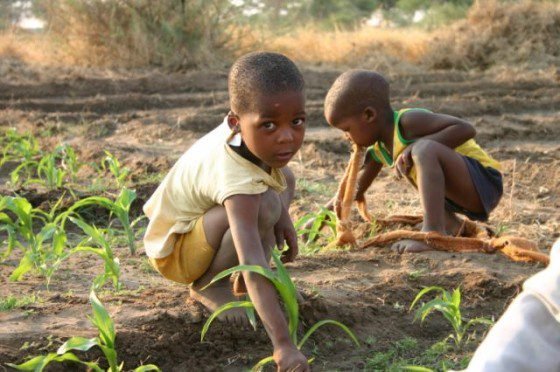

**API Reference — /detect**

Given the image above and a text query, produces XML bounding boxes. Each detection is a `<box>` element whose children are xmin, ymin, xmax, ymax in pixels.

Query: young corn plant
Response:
<box><xmin>0</xmin><ymin>197</ymin><xmax>17</xmax><ymax>261</ymax></box>
<box><xmin>67</xmin><ymin>188</ymin><xmax>138</xmax><ymax>254</ymax></box>
<box><xmin>36</xmin><ymin>152</ymin><xmax>67</xmax><ymax>189</ymax></box>
<box><xmin>1</xmin><ymin>129</ymin><xmax>41</xmax><ymax>166</ymax></box>
<box><xmin>410</xmin><ymin>286</ymin><xmax>494</xmax><ymax>348</ymax></box>
<box><xmin>3</xmin><ymin>196</ymin><xmax>69</xmax><ymax>288</ymax></box>
<box><xmin>69</xmin><ymin>217</ymin><xmax>122</xmax><ymax>291</ymax></box>
<box><xmin>7</xmin><ymin>289</ymin><xmax>160</xmax><ymax>372</ymax></box>
<box><xmin>201</xmin><ymin>250</ymin><xmax>360</xmax><ymax>370</ymax></box>
<box><xmin>295</xmin><ymin>207</ymin><xmax>337</xmax><ymax>244</ymax></box>
<box><xmin>55</xmin><ymin>144</ymin><xmax>82</xmax><ymax>183</ymax></box>
<box><xmin>10</xmin><ymin>158</ymin><xmax>40</xmax><ymax>187</ymax></box>
<box><xmin>100</xmin><ymin>151</ymin><xmax>130</xmax><ymax>189</ymax></box>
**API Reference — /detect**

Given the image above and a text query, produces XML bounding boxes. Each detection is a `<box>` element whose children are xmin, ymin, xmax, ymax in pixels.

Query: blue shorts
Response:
<box><xmin>445</xmin><ymin>156</ymin><xmax>503</xmax><ymax>222</ymax></box>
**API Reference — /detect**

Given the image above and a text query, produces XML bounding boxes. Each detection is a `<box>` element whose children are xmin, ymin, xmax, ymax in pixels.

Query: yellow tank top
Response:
<box><xmin>367</xmin><ymin>108</ymin><xmax>501</xmax><ymax>184</ymax></box>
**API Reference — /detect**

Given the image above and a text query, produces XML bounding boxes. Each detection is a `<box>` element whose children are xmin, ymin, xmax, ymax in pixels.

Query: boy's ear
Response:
<box><xmin>363</xmin><ymin>107</ymin><xmax>378</xmax><ymax>123</ymax></box>
<box><xmin>227</xmin><ymin>111</ymin><xmax>239</xmax><ymax>130</ymax></box>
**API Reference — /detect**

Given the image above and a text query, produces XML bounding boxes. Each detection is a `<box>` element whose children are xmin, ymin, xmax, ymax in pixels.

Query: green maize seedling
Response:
<box><xmin>67</xmin><ymin>188</ymin><xmax>137</xmax><ymax>254</ymax></box>
<box><xmin>0</xmin><ymin>197</ymin><xmax>17</xmax><ymax>261</ymax></box>
<box><xmin>2</xmin><ymin>196</ymin><xmax>69</xmax><ymax>287</ymax></box>
<box><xmin>36</xmin><ymin>152</ymin><xmax>67</xmax><ymax>189</ymax></box>
<box><xmin>69</xmin><ymin>217</ymin><xmax>122</xmax><ymax>291</ymax></box>
<box><xmin>55</xmin><ymin>144</ymin><xmax>82</xmax><ymax>183</ymax></box>
<box><xmin>295</xmin><ymin>207</ymin><xmax>337</xmax><ymax>244</ymax></box>
<box><xmin>410</xmin><ymin>286</ymin><xmax>493</xmax><ymax>347</ymax></box>
<box><xmin>9</xmin><ymin>159</ymin><xmax>39</xmax><ymax>187</ymax></box>
<box><xmin>201</xmin><ymin>250</ymin><xmax>360</xmax><ymax>370</ymax></box>
<box><xmin>100</xmin><ymin>151</ymin><xmax>130</xmax><ymax>189</ymax></box>
<box><xmin>1</xmin><ymin>129</ymin><xmax>41</xmax><ymax>167</ymax></box>
<box><xmin>6</xmin><ymin>289</ymin><xmax>161</xmax><ymax>372</ymax></box>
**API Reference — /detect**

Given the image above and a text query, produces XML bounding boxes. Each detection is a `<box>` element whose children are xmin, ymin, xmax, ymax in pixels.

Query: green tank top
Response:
<box><xmin>366</xmin><ymin>108</ymin><xmax>501</xmax><ymax>184</ymax></box>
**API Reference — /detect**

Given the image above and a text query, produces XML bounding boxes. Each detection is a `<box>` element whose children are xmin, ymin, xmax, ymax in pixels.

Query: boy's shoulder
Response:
<box><xmin>397</xmin><ymin>108</ymin><xmax>433</xmax><ymax>122</ymax></box>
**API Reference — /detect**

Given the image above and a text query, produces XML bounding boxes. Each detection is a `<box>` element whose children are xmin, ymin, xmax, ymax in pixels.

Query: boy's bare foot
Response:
<box><xmin>391</xmin><ymin>239</ymin><xmax>433</xmax><ymax>254</ymax></box>
<box><xmin>190</xmin><ymin>282</ymin><xmax>249</xmax><ymax>327</ymax></box>
<box><xmin>445</xmin><ymin>211</ymin><xmax>464</xmax><ymax>236</ymax></box>
<box><xmin>414</xmin><ymin>211</ymin><xmax>464</xmax><ymax>236</ymax></box>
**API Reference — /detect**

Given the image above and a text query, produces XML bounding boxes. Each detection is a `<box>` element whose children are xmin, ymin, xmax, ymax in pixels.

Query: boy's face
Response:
<box><xmin>326</xmin><ymin>109</ymin><xmax>378</xmax><ymax>147</ymax></box>
<box><xmin>230</xmin><ymin>90</ymin><xmax>306</xmax><ymax>170</ymax></box>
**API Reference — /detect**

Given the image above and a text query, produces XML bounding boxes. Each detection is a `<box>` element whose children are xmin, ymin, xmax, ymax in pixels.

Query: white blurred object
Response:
<box><xmin>18</xmin><ymin>16</ymin><xmax>45</xmax><ymax>30</ymax></box>
<box><xmin>465</xmin><ymin>239</ymin><xmax>560</xmax><ymax>372</ymax></box>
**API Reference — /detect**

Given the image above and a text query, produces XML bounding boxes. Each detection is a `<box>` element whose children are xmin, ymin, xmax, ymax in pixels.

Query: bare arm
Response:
<box><xmin>224</xmin><ymin>194</ymin><xmax>306</xmax><ymax>369</ymax></box>
<box><xmin>356</xmin><ymin>153</ymin><xmax>383</xmax><ymax>201</ymax></box>
<box><xmin>400</xmin><ymin>111</ymin><xmax>476</xmax><ymax>149</ymax></box>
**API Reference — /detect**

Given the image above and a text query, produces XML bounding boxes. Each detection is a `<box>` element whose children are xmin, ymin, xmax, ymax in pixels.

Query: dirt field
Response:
<box><xmin>1</xmin><ymin>60</ymin><xmax>559</xmax><ymax>371</ymax></box>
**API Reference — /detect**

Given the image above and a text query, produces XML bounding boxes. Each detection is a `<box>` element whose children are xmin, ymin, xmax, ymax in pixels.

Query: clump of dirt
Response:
<box><xmin>424</xmin><ymin>0</ymin><xmax>560</xmax><ymax>70</ymax></box>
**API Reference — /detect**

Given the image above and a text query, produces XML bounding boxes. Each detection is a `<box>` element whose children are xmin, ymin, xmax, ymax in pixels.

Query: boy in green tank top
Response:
<box><xmin>324</xmin><ymin>70</ymin><xmax>503</xmax><ymax>253</ymax></box>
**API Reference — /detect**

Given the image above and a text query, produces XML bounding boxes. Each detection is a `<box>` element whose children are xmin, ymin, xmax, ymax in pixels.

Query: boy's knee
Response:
<box><xmin>411</xmin><ymin>139</ymin><xmax>439</xmax><ymax>164</ymax></box>
<box><xmin>258</xmin><ymin>190</ymin><xmax>282</xmax><ymax>232</ymax></box>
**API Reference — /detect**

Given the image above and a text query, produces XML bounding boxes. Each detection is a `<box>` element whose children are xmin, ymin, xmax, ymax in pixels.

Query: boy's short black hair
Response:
<box><xmin>229</xmin><ymin>52</ymin><xmax>305</xmax><ymax>114</ymax></box>
<box><xmin>324</xmin><ymin>70</ymin><xmax>391</xmax><ymax>124</ymax></box>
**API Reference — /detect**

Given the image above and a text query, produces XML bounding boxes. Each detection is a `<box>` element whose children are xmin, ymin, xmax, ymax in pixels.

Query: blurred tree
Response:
<box><xmin>0</xmin><ymin>0</ymin><xmax>15</xmax><ymax>30</ymax></box>
<box><xmin>236</xmin><ymin>0</ymin><xmax>385</xmax><ymax>29</ymax></box>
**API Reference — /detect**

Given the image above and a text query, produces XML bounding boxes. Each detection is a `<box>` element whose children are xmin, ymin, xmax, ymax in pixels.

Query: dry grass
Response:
<box><xmin>262</xmin><ymin>26</ymin><xmax>430</xmax><ymax>69</ymax></box>
<box><xmin>424</xmin><ymin>0</ymin><xmax>560</xmax><ymax>70</ymax></box>
<box><xmin>0</xmin><ymin>33</ymin><xmax>58</xmax><ymax>66</ymax></box>
<box><xmin>2</xmin><ymin>0</ymin><xmax>559</xmax><ymax>71</ymax></box>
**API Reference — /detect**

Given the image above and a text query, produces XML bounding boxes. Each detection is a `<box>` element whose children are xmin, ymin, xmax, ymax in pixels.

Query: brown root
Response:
<box><xmin>360</xmin><ymin>229</ymin><xmax>549</xmax><ymax>265</ymax></box>
<box><xmin>329</xmin><ymin>144</ymin><xmax>365</xmax><ymax>248</ymax></box>
<box><xmin>356</xmin><ymin>199</ymin><xmax>373</xmax><ymax>222</ymax></box>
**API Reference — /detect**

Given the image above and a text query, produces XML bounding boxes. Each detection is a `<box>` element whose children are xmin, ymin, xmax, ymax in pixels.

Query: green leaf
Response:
<box><xmin>69</xmin><ymin>217</ymin><xmax>109</xmax><ymax>247</ymax></box>
<box><xmin>133</xmin><ymin>365</ymin><xmax>162</xmax><ymax>372</ymax></box>
<box><xmin>401</xmin><ymin>366</ymin><xmax>434</xmax><ymax>372</ymax></box>
<box><xmin>6</xmin><ymin>352</ymin><xmax>102</xmax><ymax>372</ymax></box>
<box><xmin>451</xmin><ymin>287</ymin><xmax>461</xmax><ymax>308</ymax></box>
<box><xmin>409</xmin><ymin>286</ymin><xmax>445</xmax><ymax>311</ymax></box>
<box><xmin>271</xmin><ymin>252</ymin><xmax>299</xmax><ymax>340</ymax></box>
<box><xmin>201</xmin><ymin>265</ymin><xmax>278</xmax><ymax>291</ymax></box>
<box><xmin>246</xmin><ymin>303</ymin><xmax>258</xmax><ymax>331</ymax></box>
<box><xmin>252</xmin><ymin>356</ymin><xmax>274</xmax><ymax>371</ymax></box>
<box><xmin>298</xmin><ymin>319</ymin><xmax>360</xmax><ymax>349</ymax></box>
<box><xmin>201</xmin><ymin>301</ymin><xmax>254</xmax><ymax>341</ymax></box>
<box><xmin>88</xmin><ymin>289</ymin><xmax>115</xmax><ymax>349</ymax></box>
<box><xmin>463</xmin><ymin>317</ymin><xmax>494</xmax><ymax>333</ymax></box>
<box><xmin>10</xmin><ymin>253</ymin><xmax>34</xmax><ymax>281</ymax></box>
<box><xmin>57</xmin><ymin>337</ymin><xmax>99</xmax><ymax>354</ymax></box>
<box><xmin>6</xmin><ymin>353</ymin><xmax>58</xmax><ymax>371</ymax></box>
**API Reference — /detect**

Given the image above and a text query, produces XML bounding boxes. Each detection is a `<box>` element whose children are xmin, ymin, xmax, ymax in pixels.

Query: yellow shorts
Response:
<box><xmin>149</xmin><ymin>217</ymin><xmax>215</xmax><ymax>284</ymax></box>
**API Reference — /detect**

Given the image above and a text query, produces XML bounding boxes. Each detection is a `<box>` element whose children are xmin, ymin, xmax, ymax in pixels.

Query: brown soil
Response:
<box><xmin>1</xmin><ymin>61</ymin><xmax>559</xmax><ymax>371</ymax></box>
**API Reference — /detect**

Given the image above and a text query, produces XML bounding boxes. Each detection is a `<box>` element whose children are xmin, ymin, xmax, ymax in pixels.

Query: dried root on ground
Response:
<box><xmin>327</xmin><ymin>144</ymin><xmax>365</xmax><ymax>249</ymax></box>
<box><xmin>360</xmin><ymin>229</ymin><xmax>549</xmax><ymax>265</ymax></box>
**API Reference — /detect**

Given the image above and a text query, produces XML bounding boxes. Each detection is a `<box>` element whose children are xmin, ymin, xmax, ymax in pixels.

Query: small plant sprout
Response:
<box><xmin>36</xmin><ymin>152</ymin><xmax>67</xmax><ymax>189</ymax></box>
<box><xmin>1</xmin><ymin>129</ymin><xmax>41</xmax><ymax>167</ymax></box>
<box><xmin>7</xmin><ymin>289</ymin><xmax>161</xmax><ymax>372</ymax></box>
<box><xmin>56</xmin><ymin>144</ymin><xmax>82</xmax><ymax>183</ymax></box>
<box><xmin>69</xmin><ymin>217</ymin><xmax>122</xmax><ymax>291</ymax></box>
<box><xmin>201</xmin><ymin>250</ymin><xmax>360</xmax><ymax>370</ymax></box>
<box><xmin>68</xmin><ymin>188</ymin><xmax>138</xmax><ymax>254</ymax></box>
<box><xmin>295</xmin><ymin>207</ymin><xmax>337</xmax><ymax>244</ymax></box>
<box><xmin>3</xmin><ymin>196</ymin><xmax>69</xmax><ymax>287</ymax></box>
<box><xmin>101</xmin><ymin>151</ymin><xmax>131</xmax><ymax>189</ymax></box>
<box><xmin>410</xmin><ymin>286</ymin><xmax>494</xmax><ymax>347</ymax></box>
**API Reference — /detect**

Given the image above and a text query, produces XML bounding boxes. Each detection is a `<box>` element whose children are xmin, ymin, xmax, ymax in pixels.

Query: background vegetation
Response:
<box><xmin>0</xmin><ymin>0</ymin><xmax>559</xmax><ymax>70</ymax></box>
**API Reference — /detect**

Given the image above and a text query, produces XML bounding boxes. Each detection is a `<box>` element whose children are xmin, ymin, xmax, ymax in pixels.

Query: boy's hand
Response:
<box><xmin>395</xmin><ymin>145</ymin><xmax>413</xmax><ymax>178</ymax></box>
<box><xmin>273</xmin><ymin>344</ymin><xmax>310</xmax><ymax>372</ymax></box>
<box><xmin>275</xmin><ymin>207</ymin><xmax>298</xmax><ymax>263</ymax></box>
